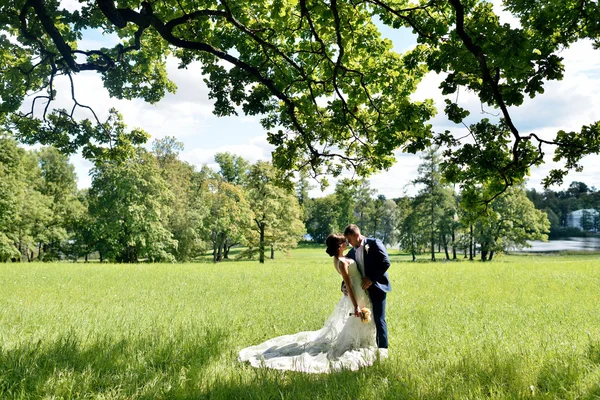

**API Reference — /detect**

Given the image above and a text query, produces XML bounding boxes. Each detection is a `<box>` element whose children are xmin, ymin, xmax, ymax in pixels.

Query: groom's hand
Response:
<box><xmin>361</xmin><ymin>277</ymin><xmax>373</xmax><ymax>290</ymax></box>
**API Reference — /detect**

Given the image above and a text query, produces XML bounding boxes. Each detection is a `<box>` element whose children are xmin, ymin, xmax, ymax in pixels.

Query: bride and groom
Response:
<box><xmin>239</xmin><ymin>224</ymin><xmax>391</xmax><ymax>373</ymax></box>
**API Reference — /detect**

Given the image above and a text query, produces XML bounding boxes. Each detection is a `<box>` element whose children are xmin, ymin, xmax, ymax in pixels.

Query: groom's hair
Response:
<box><xmin>344</xmin><ymin>224</ymin><xmax>361</xmax><ymax>236</ymax></box>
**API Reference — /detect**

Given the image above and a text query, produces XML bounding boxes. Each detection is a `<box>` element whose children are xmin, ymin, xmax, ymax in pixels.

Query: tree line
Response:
<box><xmin>0</xmin><ymin>135</ymin><xmax>304</xmax><ymax>263</ymax></box>
<box><xmin>304</xmin><ymin>148</ymin><xmax>551</xmax><ymax>262</ymax></box>
<box><xmin>527</xmin><ymin>183</ymin><xmax>600</xmax><ymax>237</ymax></box>
<box><xmin>1</xmin><ymin>134</ymin><xmax>562</xmax><ymax>264</ymax></box>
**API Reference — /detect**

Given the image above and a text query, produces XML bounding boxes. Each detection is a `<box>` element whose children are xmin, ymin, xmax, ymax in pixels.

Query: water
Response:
<box><xmin>512</xmin><ymin>237</ymin><xmax>600</xmax><ymax>252</ymax></box>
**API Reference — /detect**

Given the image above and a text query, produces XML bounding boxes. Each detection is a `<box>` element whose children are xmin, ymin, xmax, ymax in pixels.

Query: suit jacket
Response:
<box><xmin>346</xmin><ymin>237</ymin><xmax>391</xmax><ymax>293</ymax></box>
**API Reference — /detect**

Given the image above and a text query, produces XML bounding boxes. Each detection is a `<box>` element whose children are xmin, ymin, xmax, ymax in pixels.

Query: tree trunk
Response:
<box><xmin>270</xmin><ymin>245</ymin><xmax>274</xmax><ymax>260</ymax></box>
<box><xmin>469</xmin><ymin>224</ymin><xmax>474</xmax><ymax>260</ymax></box>
<box><xmin>215</xmin><ymin>242</ymin><xmax>222</xmax><ymax>262</ymax></box>
<box><xmin>225</xmin><ymin>242</ymin><xmax>237</xmax><ymax>259</ymax></box>
<box><xmin>223</xmin><ymin>238</ymin><xmax>229</xmax><ymax>259</ymax></box>
<box><xmin>127</xmin><ymin>246</ymin><xmax>138</xmax><ymax>263</ymax></box>
<box><xmin>17</xmin><ymin>233</ymin><xmax>23</xmax><ymax>262</ymax></box>
<box><xmin>489</xmin><ymin>251</ymin><xmax>494</xmax><ymax>261</ymax></box>
<box><xmin>443</xmin><ymin>235</ymin><xmax>450</xmax><ymax>260</ymax></box>
<box><xmin>410</xmin><ymin>235</ymin><xmax>417</xmax><ymax>261</ymax></box>
<box><xmin>451</xmin><ymin>229</ymin><xmax>457</xmax><ymax>260</ymax></box>
<box><xmin>214</xmin><ymin>233</ymin><xmax>224</xmax><ymax>263</ymax></box>
<box><xmin>259</xmin><ymin>224</ymin><xmax>265</xmax><ymax>264</ymax></box>
<box><xmin>431</xmin><ymin>202</ymin><xmax>435</xmax><ymax>261</ymax></box>
<box><xmin>223</xmin><ymin>246</ymin><xmax>229</xmax><ymax>259</ymax></box>
<box><xmin>480</xmin><ymin>242</ymin><xmax>488</xmax><ymax>261</ymax></box>
<box><xmin>85</xmin><ymin>253</ymin><xmax>88</xmax><ymax>263</ymax></box>
<box><xmin>430</xmin><ymin>232</ymin><xmax>435</xmax><ymax>261</ymax></box>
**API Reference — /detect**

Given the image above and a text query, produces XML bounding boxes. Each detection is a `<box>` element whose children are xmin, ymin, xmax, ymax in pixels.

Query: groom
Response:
<box><xmin>343</xmin><ymin>224</ymin><xmax>391</xmax><ymax>349</ymax></box>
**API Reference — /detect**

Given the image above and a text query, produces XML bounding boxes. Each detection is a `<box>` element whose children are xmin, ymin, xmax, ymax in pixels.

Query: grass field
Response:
<box><xmin>1</xmin><ymin>247</ymin><xmax>600</xmax><ymax>399</ymax></box>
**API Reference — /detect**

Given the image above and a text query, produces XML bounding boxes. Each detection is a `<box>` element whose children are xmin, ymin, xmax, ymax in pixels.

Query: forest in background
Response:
<box><xmin>6</xmin><ymin>134</ymin><xmax>590</xmax><ymax>263</ymax></box>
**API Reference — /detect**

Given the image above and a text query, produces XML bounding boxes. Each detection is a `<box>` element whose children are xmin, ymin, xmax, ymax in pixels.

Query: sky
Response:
<box><xmin>25</xmin><ymin>1</ymin><xmax>600</xmax><ymax>198</ymax></box>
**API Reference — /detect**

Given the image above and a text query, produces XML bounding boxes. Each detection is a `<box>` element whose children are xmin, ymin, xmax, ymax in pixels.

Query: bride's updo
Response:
<box><xmin>325</xmin><ymin>233</ymin><xmax>346</xmax><ymax>257</ymax></box>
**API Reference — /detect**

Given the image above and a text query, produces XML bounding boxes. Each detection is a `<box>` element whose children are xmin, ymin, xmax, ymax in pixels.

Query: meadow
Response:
<box><xmin>1</xmin><ymin>247</ymin><xmax>600</xmax><ymax>399</ymax></box>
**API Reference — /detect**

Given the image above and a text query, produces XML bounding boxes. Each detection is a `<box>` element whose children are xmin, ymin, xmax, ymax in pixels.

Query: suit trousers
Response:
<box><xmin>368</xmin><ymin>287</ymin><xmax>388</xmax><ymax>348</ymax></box>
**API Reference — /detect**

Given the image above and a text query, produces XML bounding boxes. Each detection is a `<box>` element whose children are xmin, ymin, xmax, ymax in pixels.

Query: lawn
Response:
<box><xmin>1</xmin><ymin>248</ymin><xmax>600</xmax><ymax>399</ymax></box>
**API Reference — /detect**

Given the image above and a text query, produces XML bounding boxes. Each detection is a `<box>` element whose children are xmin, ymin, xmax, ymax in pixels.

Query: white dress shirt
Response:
<box><xmin>355</xmin><ymin>237</ymin><xmax>367</xmax><ymax>277</ymax></box>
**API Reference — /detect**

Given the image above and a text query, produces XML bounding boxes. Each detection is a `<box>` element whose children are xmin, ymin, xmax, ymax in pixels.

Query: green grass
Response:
<box><xmin>1</xmin><ymin>249</ymin><xmax>600</xmax><ymax>399</ymax></box>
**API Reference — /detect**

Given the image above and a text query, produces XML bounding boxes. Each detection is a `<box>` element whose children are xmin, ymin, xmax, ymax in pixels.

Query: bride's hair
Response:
<box><xmin>325</xmin><ymin>233</ymin><xmax>346</xmax><ymax>257</ymax></box>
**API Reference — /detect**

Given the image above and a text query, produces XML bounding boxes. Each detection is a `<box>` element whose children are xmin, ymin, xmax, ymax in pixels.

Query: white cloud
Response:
<box><xmin>307</xmin><ymin>152</ymin><xmax>422</xmax><ymax>199</ymax></box>
<box><xmin>70</xmin><ymin>154</ymin><xmax>94</xmax><ymax>189</ymax></box>
<box><xmin>491</xmin><ymin>0</ymin><xmax>522</xmax><ymax>27</ymax></box>
<box><xmin>179</xmin><ymin>135</ymin><xmax>274</xmax><ymax>168</ymax></box>
<box><xmin>365</xmin><ymin>153</ymin><xmax>422</xmax><ymax>197</ymax></box>
<box><xmin>60</xmin><ymin>0</ymin><xmax>83</xmax><ymax>11</ymax></box>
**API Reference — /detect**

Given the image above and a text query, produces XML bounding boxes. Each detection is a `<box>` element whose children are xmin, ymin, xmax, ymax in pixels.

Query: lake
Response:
<box><xmin>512</xmin><ymin>237</ymin><xmax>600</xmax><ymax>252</ymax></box>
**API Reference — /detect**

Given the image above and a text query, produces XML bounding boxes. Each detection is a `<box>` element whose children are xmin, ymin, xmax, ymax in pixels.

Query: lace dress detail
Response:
<box><xmin>239</xmin><ymin>259</ymin><xmax>382</xmax><ymax>373</ymax></box>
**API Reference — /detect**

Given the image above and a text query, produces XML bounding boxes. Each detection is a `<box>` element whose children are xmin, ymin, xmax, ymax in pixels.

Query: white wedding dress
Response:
<box><xmin>239</xmin><ymin>259</ymin><xmax>383</xmax><ymax>373</ymax></box>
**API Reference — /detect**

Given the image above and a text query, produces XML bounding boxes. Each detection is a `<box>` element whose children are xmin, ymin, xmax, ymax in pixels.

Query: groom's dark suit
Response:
<box><xmin>346</xmin><ymin>238</ymin><xmax>391</xmax><ymax>348</ymax></box>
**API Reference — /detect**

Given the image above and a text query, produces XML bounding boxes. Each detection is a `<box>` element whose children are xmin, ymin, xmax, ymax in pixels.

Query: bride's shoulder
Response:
<box><xmin>337</xmin><ymin>256</ymin><xmax>354</xmax><ymax>267</ymax></box>
<box><xmin>333</xmin><ymin>256</ymin><xmax>350</xmax><ymax>268</ymax></box>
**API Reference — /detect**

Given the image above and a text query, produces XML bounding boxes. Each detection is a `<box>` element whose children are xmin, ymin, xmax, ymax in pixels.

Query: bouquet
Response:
<box><xmin>349</xmin><ymin>307</ymin><xmax>372</xmax><ymax>323</ymax></box>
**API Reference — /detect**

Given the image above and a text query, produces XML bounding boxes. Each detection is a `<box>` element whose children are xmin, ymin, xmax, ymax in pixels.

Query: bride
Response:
<box><xmin>239</xmin><ymin>233</ymin><xmax>385</xmax><ymax>373</ymax></box>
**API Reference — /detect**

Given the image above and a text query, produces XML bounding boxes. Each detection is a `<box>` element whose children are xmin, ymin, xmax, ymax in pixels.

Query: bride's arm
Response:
<box><xmin>336</xmin><ymin>258</ymin><xmax>361</xmax><ymax>317</ymax></box>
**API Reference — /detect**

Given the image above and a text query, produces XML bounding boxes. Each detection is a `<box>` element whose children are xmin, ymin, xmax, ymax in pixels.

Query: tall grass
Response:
<box><xmin>1</xmin><ymin>250</ymin><xmax>600</xmax><ymax>399</ymax></box>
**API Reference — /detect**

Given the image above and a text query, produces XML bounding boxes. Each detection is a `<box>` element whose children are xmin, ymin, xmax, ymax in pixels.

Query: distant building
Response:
<box><xmin>566</xmin><ymin>209</ymin><xmax>598</xmax><ymax>231</ymax></box>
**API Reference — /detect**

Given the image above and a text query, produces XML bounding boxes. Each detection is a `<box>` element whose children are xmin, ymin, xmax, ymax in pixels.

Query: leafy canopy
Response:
<box><xmin>1</xmin><ymin>0</ymin><xmax>599</xmax><ymax>191</ymax></box>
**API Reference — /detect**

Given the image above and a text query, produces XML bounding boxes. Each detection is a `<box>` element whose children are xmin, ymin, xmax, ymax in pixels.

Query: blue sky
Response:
<box><xmin>45</xmin><ymin>1</ymin><xmax>600</xmax><ymax>197</ymax></box>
